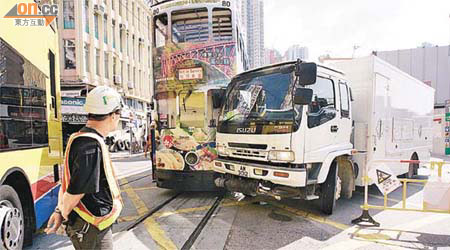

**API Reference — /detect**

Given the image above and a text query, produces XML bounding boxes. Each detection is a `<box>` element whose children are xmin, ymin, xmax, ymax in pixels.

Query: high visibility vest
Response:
<box><xmin>62</xmin><ymin>132</ymin><xmax>123</xmax><ymax>230</ymax></box>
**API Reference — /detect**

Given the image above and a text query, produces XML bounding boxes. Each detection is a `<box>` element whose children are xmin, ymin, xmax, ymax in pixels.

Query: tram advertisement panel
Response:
<box><xmin>154</xmin><ymin>41</ymin><xmax>236</xmax><ymax>171</ymax></box>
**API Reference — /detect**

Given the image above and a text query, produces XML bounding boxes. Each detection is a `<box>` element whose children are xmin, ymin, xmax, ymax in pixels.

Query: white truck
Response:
<box><xmin>213</xmin><ymin>55</ymin><xmax>434</xmax><ymax>214</ymax></box>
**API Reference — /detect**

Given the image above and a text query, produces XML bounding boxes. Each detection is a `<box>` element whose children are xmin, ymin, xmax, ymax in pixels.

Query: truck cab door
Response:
<box><xmin>336</xmin><ymin>81</ymin><xmax>352</xmax><ymax>148</ymax></box>
<box><xmin>304</xmin><ymin>77</ymin><xmax>340</xmax><ymax>162</ymax></box>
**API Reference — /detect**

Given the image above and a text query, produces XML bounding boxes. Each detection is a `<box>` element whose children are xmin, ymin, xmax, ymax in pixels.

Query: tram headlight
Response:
<box><xmin>268</xmin><ymin>150</ymin><xmax>295</xmax><ymax>162</ymax></box>
<box><xmin>217</xmin><ymin>145</ymin><xmax>229</xmax><ymax>156</ymax></box>
<box><xmin>185</xmin><ymin>152</ymin><xmax>200</xmax><ymax>166</ymax></box>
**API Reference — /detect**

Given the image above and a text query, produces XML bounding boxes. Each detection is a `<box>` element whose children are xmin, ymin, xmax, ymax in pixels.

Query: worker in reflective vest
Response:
<box><xmin>45</xmin><ymin>86</ymin><xmax>123</xmax><ymax>250</ymax></box>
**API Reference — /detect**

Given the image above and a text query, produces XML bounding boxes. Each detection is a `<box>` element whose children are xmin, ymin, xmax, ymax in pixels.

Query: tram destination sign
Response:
<box><xmin>178</xmin><ymin>67</ymin><xmax>203</xmax><ymax>81</ymax></box>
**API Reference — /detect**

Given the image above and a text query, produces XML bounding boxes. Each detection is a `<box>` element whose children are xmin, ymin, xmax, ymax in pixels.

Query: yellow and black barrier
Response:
<box><xmin>352</xmin><ymin>159</ymin><xmax>450</xmax><ymax>227</ymax></box>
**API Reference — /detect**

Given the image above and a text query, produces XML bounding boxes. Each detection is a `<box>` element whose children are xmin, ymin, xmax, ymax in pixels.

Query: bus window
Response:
<box><xmin>154</xmin><ymin>13</ymin><xmax>168</xmax><ymax>48</ymax></box>
<box><xmin>179</xmin><ymin>91</ymin><xmax>205</xmax><ymax>128</ymax></box>
<box><xmin>172</xmin><ymin>8</ymin><xmax>208</xmax><ymax>43</ymax></box>
<box><xmin>0</xmin><ymin>38</ymin><xmax>49</xmax><ymax>150</ymax></box>
<box><xmin>212</xmin><ymin>8</ymin><xmax>232</xmax><ymax>42</ymax></box>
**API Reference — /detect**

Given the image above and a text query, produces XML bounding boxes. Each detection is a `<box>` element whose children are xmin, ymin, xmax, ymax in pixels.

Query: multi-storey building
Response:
<box><xmin>243</xmin><ymin>0</ymin><xmax>264</xmax><ymax>69</ymax></box>
<box><xmin>284</xmin><ymin>45</ymin><xmax>309</xmax><ymax>61</ymax></box>
<box><xmin>58</xmin><ymin>0</ymin><xmax>153</xmax><ymax>147</ymax></box>
<box><xmin>265</xmin><ymin>48</ymin><xmax>282</xmax><ymax>65</ymax></box>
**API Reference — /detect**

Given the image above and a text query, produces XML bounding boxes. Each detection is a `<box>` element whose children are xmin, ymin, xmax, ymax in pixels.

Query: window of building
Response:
<box><xmin>0</xmin><ymin>38</ymin><xmax>49</xmax><ymax>150</ymax></box>
<box><xmin>137</xmin><ymin>7</ymin><xmax>140</xmax><ymax>30</ymax></box>
<box><xmin>153</xmin><ymin>13</ymin><xmax>168</xmax><ymax>48</ymax></box>
<box><xmin>132</xmin><ymin>2</ymin><xmax>135</xmax><ymax>26</ymax></box>
<box><xmin>113</xmin><ymin>56</ymin><xmax>117</xmax><ymax>76</ymax></box>
<box><xmin>96</xmin><ymin>49</ymin><xmax>100</xmax><ymax>75</ymax></box>
<box><xmin>104</xmin><ymin>16</ymin><xmax>108</xmax><ymax>44</ymax></box>
<box><xmin>127</xmin><ymin>64</ymin><xmax>131</xmax><ymax>82</ymax></box>
<box><xmin>94</xmin><ymin>15</ymin><xmax>99</xmax><ymax>39</ymax></box>
<box><xmin>112</xmin><ymin>20</ymin><xmax>116</xmax><ymax>48</ymax></box>
<box><xmin>307</xmin><ymin>77</ymin><xmax>336</xmax><ymax>128</ymax></box>
<box><xmin>84</xmin><ymin>0</ymin><xmax>89</xmax><ymax>33</ymax></box>
<box><xmin>120</xmin><ymin>30</ymin><xmax>123</xmax><ymax>52</ymax></box>
<box><xmin>171</xmin><ymin>8</ymin><xmax>208</xmax><ymax>43</ymax></box>
<box><xmin>111</xmin><ymin>0</ymin><xmax>115</xmax><ymax>10</ymax></box>
<box><xmin>132</xmin><ymin>36</ymin><xmax>135</xmax><ymax>59</ymax></box>
<box><xmin>63</xmin><ymin>39</ymin><xmax>76</xmax><ymax>69</ymax></box>
<box><xmin>119</xmin><ymin>0</ymin><xmax>122</xmax><ymax>16</ymax></box>
<box><xmin>104</xmin><ymin>52</ymin><xmax>109</xmax><ymax>78</ymax></box>
<box><xmin>84</xmin><ymin>44</ymin><xmax>90</xmax><ymax>73</ymax></box>
<box><xmin>138</xmin><ymin>44</ymin><xmax>141</xmax><ymax>61</ymax></box>
<box><xmin>121</xmin><ymin>61</ymin><xmax>124</xmax><ymax>83</ymax></box>
<box><xmin>212</xmin><ymin>8</ymin><xmax>232</xmax><ymax>41</ymax></box>
<box><xmin>63</xmin><ymin>0</ymin><xmax>75</xmax><ymax>29</ymax></box>
<box><xmin>339</xmin><ymin>82</ymin><xmax>350</xmax><ymax>118</ymax></box>
<box><xmin>127</xmin><ymin>33</ymin><xmax>130</xmax><ymax>56</ymax></box>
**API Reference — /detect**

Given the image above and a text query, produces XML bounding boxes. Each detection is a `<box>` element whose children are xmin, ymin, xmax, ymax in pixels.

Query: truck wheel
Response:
<box><xmin>0</xmin><ymin>185</ymin><xmax>24</xmax><ymax>250</ymax></box>
<box><xmin>320</xmin><ymin>162</ymin><xmax>338</xmax><ymax>215</ymax></box>
<box><xmin>116</xmin><ymin>140</ymin><xmax>125</xmax><ymax>151</ymax></box>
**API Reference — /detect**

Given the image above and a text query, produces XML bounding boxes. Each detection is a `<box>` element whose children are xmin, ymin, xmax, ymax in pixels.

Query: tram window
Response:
<box><xmin>172</xmin><ymin>8</ymin><xmax>208</xmax><ymax>43</ymax></box>
<box><xmin>179</xmin><ymin>91</ymin><xmax>205</xmax><ymax>128</ymax></box>
<box><xmin>154</xmin><ymin>13</ymin><xmax>168</xmax><ymax>47</ymax></box>
<box><xmin>0</xmin><ymin>38</ymin><xmax>49</xmax><ymax>151</ymax></box>
<box><xmin>212</xmin><ymin>8</ymin><xmax>232</xmax><ymax>42</ymax></box>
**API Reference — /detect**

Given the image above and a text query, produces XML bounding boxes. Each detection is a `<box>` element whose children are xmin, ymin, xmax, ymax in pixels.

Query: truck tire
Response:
<box><xmin>320</xmin><ymin>162</ymin><xmax>338</xmax><ymax>215</ymax></box>
<box><xmin>116</xmin><ymin>140</ymin><xmax>125</xmax><ymax>151</ymax></box>
<box><xmin>0</xmin><ymin>185</ymin><xmax>24</xmax><ymax>250</ymax></box>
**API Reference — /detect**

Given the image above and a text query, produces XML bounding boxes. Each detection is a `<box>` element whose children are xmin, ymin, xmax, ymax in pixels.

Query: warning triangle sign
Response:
<box><xmin>376</xmin><ymin>169</ymin><xmax>391</xmax><ymax>184</ymax></box>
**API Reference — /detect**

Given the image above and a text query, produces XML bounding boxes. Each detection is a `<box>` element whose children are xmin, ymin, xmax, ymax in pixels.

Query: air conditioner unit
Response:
<box><xmin>128</xmin><ymin>81</ymin><xmax>134</xmax><ymax>89</ymax></box>
<box><xmin>119</xmin><ymin>23</ymin><xmax>128</xmax><ymax>30</ymax></box>
<box><xmin>94</xmin><ymin>4</ymin><xmax>105</xmax><ymax>14</ymax></box>
<box><xmin>138</xmin><ymin>38</ymin><xmax>144</xmax><ymax>43</ymax></box>
<box><xmin>114</xmin><ymin>75</ymin><xmax>122</xmax><ymax>85</ymax></box>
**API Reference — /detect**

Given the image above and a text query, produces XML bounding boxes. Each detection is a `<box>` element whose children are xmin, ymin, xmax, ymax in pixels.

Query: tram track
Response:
<box><xmin>124</xmin><ymin>191</ymin><xmax>225</xmax><ymax>249</ymax></box>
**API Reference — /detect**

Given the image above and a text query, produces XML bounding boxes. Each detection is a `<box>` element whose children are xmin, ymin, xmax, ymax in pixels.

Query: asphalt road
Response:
<box><xmin>27</xmin><ymin>157</ymin><xmax>450</xmax><ymax>250</ymax></box>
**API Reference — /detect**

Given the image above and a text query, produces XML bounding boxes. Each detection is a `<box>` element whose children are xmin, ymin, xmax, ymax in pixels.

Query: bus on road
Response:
<box><xmin>151</xmin><ymin>0</ymin><xmax>248</xmax><ymax>191</ymax></box>
<box><xmin>0</xmin><ymin>1</ymin><xmax>63</xmax><ymax>248</ymax></box>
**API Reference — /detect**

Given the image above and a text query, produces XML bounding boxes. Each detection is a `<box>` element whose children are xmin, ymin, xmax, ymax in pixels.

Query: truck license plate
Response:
<box><xmin>238</xmin><ymin>166</ymin><xmax>249</xmax><ymax>177</ymax></box>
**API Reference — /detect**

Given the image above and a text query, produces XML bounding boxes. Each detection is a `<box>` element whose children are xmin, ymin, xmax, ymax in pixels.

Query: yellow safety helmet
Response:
<box><xmin>84</xmin><ymin>86</ymin><xmax>122</xmax><ymax>115</ymax></box>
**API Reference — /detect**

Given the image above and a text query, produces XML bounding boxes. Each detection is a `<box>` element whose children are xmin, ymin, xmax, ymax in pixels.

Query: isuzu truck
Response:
<box><xmin>213</xmin><ymin>55</ymin><xmax>434</xmax><ymax>214</ymax></box>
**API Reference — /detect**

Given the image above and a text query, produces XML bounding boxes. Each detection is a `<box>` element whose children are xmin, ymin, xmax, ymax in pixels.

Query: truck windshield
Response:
<box><xmin>218</xmin><ymin>71</ymin><xmax>298</xmax><ymax>134</ymax></box>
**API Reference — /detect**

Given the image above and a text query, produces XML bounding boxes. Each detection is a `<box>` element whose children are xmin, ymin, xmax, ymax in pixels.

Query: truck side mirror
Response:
<box><xmin>296</xmin><ymin>62</ymin><xmax>317</xmax><ymax>86</ymax></box>
<box><xmin>294</xmin><ymin>88</ymin><xmax>313</xmax><ymax>105</ymax></box>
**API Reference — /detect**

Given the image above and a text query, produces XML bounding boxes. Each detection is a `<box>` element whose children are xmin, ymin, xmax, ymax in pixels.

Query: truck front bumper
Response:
<box><xmin>213</xmin><ymin>158</ymin><xmax>307</xmax><ymax>187</ymax></box>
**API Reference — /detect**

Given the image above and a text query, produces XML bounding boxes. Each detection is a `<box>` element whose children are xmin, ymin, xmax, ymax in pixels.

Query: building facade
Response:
<box><xmin>242</xmin><ymin>0</ymin><xmax>264</xmax><ymax>69</ymax></box>
<box><xmin>284</xmin><ymin>45</ymin><xmax>309</xmax><ymax>61</ymax></box>
<box><xmin>58</xmin><ymin>0</ymin><xmax>153</xmax><ymax>148</ymax></box>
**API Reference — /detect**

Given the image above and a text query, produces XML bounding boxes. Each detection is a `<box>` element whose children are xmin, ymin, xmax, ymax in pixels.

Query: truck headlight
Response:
<box><xmin>268</xmin><ymin>150</ymin><xmax>295</xmax><ymax>162</ymax></box>
<box><xmin>217</xmin><ymin>145</ymin><xmax>229</xmax><ymax>156</ymax></box>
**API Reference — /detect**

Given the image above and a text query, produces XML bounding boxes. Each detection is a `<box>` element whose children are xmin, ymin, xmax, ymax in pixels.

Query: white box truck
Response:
<box><xmin>213</xmin><ymin>55</ymin><xmax>434</xmax><ymax>214</ymax></box>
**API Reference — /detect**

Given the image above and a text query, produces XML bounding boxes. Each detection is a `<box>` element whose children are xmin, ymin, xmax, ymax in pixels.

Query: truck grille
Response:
<box><xmin>228</xmin><ymin>142</ymin><xmax>268</xmax><ymax>150</ymax></box>
<box><xmin>231</xmin><ymin>149</ymin><xmax>266</xmax><ymax>159</ymax></box>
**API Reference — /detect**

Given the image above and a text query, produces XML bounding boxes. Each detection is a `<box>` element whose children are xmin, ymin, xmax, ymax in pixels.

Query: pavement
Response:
<box><xmin>26</xmin><ymin>155</ymin><xmax>450</xmax><ymax>250</ymax></box>
<box><xmin>110</xmin><ymin>151</ymin><xmax>148</xmax><ymax>160</ymax></box>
